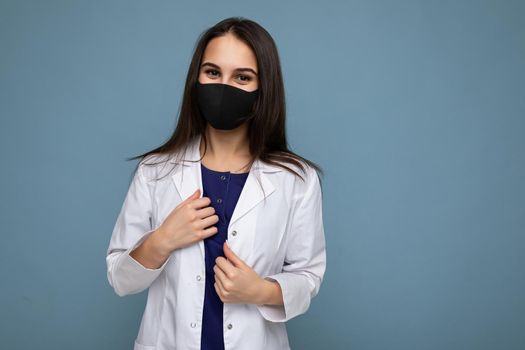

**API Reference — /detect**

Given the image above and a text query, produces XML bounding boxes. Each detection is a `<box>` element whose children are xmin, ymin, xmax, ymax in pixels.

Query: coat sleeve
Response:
<box><xmin>106</xmin><ymin>162</ymin><xmax>172</xmax><ymax>297</ymax></box>
<box><xmin>256</xmin><ymin>166</ymin><xmax>327</xmax><ymax>322</ymax></box>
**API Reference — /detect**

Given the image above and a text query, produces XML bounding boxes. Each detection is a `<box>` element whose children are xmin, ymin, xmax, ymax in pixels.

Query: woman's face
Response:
<box><xmin>198</xmin><ymin>33</ymin><xmax>259</xmax><ymax>92</ymax></box>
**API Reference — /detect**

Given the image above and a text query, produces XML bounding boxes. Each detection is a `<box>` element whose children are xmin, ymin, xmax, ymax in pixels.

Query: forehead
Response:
<box><xmin>202</xmin><ymin>33</ymin><xmax>258</xmax><ymax>71</ymax></box>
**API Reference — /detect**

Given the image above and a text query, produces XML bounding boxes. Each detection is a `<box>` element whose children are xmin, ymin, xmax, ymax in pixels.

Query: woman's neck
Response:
<box><xmin>200</xmin><ymin>125</ymin><xmax>253</xmax><ymax>173</ymax></box>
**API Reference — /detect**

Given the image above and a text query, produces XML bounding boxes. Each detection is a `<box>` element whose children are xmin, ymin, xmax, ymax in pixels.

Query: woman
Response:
<box><xmin>106</xmin><ymin>17</ymin><xmax>326</xmax><ymax>350</ymax></box>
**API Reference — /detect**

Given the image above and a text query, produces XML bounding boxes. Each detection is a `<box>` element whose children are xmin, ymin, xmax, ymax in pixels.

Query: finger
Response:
<box><xmin>179</xmin><ymin>189</ymin><xmax>200</xmax><ymax>206</ymax></box>
<box><xmin>201</xmin><ymin>225</ymin><xmax>218</xmax><ymax>238</ymax></box>
<box><xmin>190</xmin><ymin>196</ymin><xmax>213</xmax><ymax>210</ymax></box>
<box><xmin>214</xmin><ymin>282</ymin><xmax>224</xmax><ymax>301</ymax></box>
<box><xmin>223</xmin><ymin>241</ymin><xmax>244</xmax><ymax>268</ymax></box>
<box><xmin>196</xmin><ymin>214</ymin><xmax>219</xmax><ymax>230</ymax></box>
<box><xmin>194</xmin><ymin>206</ymin><xmax>216</xmax><ymax>220</ymax></box>
<box><xmin>214</xmin><ymin>264</ymin><xmax>230</xmax><ymax>286</ymax></box>
<box><xmin>215</xmin><ymin>257</ymin><xmax>235</xmax><ymax>278</ymax></box>
<box><xmin>214</xmin><ymin>269</ymin><xmax>228</xmax><ymax>291</ymax></box>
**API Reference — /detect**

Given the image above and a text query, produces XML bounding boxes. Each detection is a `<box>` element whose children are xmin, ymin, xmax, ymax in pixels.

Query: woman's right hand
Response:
<box><xmin>154</xmin><ymin>189</ymin><xmax>219</xmax><ymax>255</ymax></box>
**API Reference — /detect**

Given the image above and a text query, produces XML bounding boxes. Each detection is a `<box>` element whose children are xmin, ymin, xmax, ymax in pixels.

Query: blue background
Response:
<box><xmin>1</xmin><ymin>0</ymin><xmax>524</xmax><ymax>349</ymax></box>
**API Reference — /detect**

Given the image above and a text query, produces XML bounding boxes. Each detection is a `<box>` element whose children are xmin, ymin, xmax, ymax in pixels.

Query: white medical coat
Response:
<box><xmin>106</xmin><ymin>134</ymin><xmax>327</xmax><ymax>350</ymax></box>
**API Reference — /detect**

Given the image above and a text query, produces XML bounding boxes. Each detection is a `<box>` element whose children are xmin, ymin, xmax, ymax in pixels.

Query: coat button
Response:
<box><xmin>227</xmin><ymin>323</ymin><xmax>233</xmax><ymax>330</ymax></box>
<box><xmin>220</xmin><ymin>175</ymin><xmax>226</xmax><ymax>180</ymax></box>
<box><xmin>190</xmin><ymin>322</ymin><xmax>196</xmax><ymax>328</ymax></box>
<box><xmin>217</xmin><ymin>198</ymin><xmax>223</xmax><ymax>204</ymax></box>
<box><xmin>231</xmin><ymin>230</ymin><xmax>237</xmax><ymax>236</ymax></box>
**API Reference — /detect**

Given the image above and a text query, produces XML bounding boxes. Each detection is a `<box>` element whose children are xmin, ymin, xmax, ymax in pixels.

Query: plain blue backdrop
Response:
<box><xmin>1</xmin><ymin>0</ymin><xmax>524</xmax><ymax>349</ymax></box>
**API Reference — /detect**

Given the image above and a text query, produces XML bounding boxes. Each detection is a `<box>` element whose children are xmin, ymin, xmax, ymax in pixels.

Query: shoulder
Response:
<box><xmin>275</xmin><ymin>158</ymin><xmax>319</xmax><ymax>183</ymax></box>
<box><xmin>136</xmin><ymin>153</ymin><xmax>181</xmax><ymax>183</ymax></box>
<box><xmin>293</xmin><ymin>161</ymin><xmax>321</xmax><ymax>197</ymax></box>
<box><xmin>265</xmin><ymin>158</ymin><xmax>321</xmax><ymax>197</ymax></box>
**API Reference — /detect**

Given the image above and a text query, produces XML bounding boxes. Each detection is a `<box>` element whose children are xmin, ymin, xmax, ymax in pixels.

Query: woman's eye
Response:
<box><xmin>205</xmin><ymin>69</ymin><xmax>219</xmax><ymax>77</ymax></box>
<box><xmin>204</xmin><ymin>69</ymin><xmax>251</xmax><ymax>82</ymax></box>
<box><xmin>238</xmin><ymin>75</ymin><xmax>251</xmax><ymax>82</ymax></box>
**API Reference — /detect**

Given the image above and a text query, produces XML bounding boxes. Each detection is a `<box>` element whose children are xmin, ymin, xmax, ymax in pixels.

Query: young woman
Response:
<box><xmin>106</xmin><ymin>17</ymin><xmax>327</xmax><ymax>350</ymax></box>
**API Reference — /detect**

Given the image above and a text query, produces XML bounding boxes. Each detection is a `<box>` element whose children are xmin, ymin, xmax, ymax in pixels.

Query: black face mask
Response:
<box><xmin>195</xmin><ymin>81</ymin><xmax>259</xmax><ymax>130</ymax></box>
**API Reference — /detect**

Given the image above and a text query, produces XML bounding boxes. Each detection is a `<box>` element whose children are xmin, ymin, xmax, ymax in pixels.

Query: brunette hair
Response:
<box><xmin>127</xmin><ymin>16</ymin><xmax>323</xmax><ymax>186</ymax></box>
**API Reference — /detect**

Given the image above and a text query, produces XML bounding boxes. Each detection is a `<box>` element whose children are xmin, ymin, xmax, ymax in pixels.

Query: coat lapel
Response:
<box><xmin>170</xmin><ymin>134</ymin><xmax>282</xmax><ymax>261</ymax></box>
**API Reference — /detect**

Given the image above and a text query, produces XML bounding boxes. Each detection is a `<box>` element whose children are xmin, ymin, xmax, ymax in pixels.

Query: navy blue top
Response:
<box><xmin>200</xmin><ymin>162</ymin><xmax>249</xmax><ymax>350</ymax></box>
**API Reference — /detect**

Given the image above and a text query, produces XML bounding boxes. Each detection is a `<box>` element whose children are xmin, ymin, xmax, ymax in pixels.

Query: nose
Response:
<box><xmin>218</xmin><ymin>76</ymin><xmax>234</xmax><ymax>86</ymax></box>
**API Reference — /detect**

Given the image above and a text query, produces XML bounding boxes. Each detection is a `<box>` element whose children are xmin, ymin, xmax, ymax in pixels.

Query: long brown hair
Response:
<box><xmin>127</xmin><ymin>16</ymin><xmax>323</xmax><ymax>186</ymax></box>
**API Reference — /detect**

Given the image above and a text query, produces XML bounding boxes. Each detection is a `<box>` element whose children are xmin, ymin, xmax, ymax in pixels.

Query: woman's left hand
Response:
<box><xmin>213</xmin><ymin>241</ymin><xmax>266</xmax><ymax>305</ymax></box>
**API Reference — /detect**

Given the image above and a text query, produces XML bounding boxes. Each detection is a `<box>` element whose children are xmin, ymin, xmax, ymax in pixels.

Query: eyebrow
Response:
<box><xmin>200</xmin><ymin>62</ymin><xmax>258</xmax><ymax>76</ymax></box>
